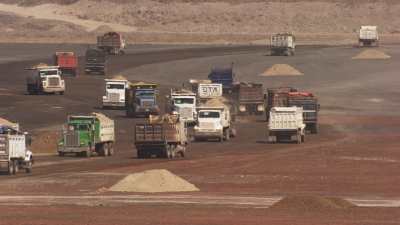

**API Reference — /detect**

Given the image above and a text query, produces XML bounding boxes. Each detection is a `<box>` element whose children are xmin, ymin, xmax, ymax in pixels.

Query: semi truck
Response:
<box><xmin>26</xmin><ymin>64</ymin><xmax>65</xmax><ymax>95</ymax></box>
<box><xmin>194</xmin><ymin>97</ymin><xmax>235</xmax><ymax>142</ymax></box>
<box><xmin>359</xmin><ymin>26</ymin><xmax>379</xmax><ymax>47</ymax></box>
<box><xmin>270</xmin><ymin>33</ymin><xmax>296</xmax><ymax>56</ymax></box>
<box><xmin>85</xmin><ymin>48</ymin><xmax>107</xmax><ymax>75</ymax></box>
<box><xmin>287</xmin><ymin>92</ymin><xmax>320</xmax><ymax>134</ymax></box>
<box><xmin>0</xmin><ymin>121</ymin><xmax>33</xmax><ymax>175</ymax></box>
<box><xmin>208</xmin><ymin>65</ymin><xmax>236</xmax><ymax>94</ymax></box>
<box><xmin>134</xmin><ymin>114</ymin><xmax>188</xmax><ymax>159</ymax></box>
<box><xmin>168</xmin><ymin>89</ymin><xmax>197</xmax><ymax>125</ymax></box>
<box><xmin>58</xmin><ymin>113</ymin><xmax>115</xmax><ymax>157</ymax></box>
<box><xmin>268</xmin><ymin>107</ymin><xmax>305</xmax><ymax>144</ymax></box>
<box><xmin>53</xmin><ymin>52</ymin><xmax>78</xmax><ymax>76</ymax></box>
<box><xmin>102</xmin><ymin>78</ymin><xmax>129</xmax><ymax>109</ymax></box>
<box><xmin>234</xmin><ymin>82</ymin><xmax>265</xmax><ymax>115</ymax></box>
<box><xmin>97</xmin><ymin>32</ymin><xmax>126</xmax><ymax>55</ymax></box>
<box><xmin>126</xmin><ymin>82</ymin><xmax>160</xmax><ymax>118</ymax></box>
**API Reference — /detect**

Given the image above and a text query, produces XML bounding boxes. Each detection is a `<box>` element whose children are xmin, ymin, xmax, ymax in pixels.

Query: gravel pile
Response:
<box><xmin>352</xmin><ymin>49</ymin><xmax>391</xmax><ymax>59</ymax></box>
<box><xmin>109</xmin><ymin>169</ymin><xmax>199</xmax><ymax>193</ymax></box>
<box><xmin>261</xmin><ymin>64</ymin><xmax>303</xmax><ymax>76</ymax></box>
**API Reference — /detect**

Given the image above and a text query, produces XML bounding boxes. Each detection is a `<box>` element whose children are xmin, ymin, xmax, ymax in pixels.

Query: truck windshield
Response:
<box><xmin>174</xmin><ymin>98</ymin><xmax>194</xmax><ymax>104</ymax></box>
<box><xmin>39</xmin><ymin>70</ymin><xmax>58</xmax><ymax>76</ymax></box>
<box><xmin>69</xmin><ymin>124</ymin><xmax>90</xmax><ymax>131</ymax></box>
<box><xmin>136</xmin><ymin>91</ymin><xmax>154</xmax><ymax>97</ymax></box>
<box><xmin>199</xmin><ymin>111</ymin><xmax>220</xmax><ymax>118</ymax></box>
<box><xmin>107</xmin><ymin>84</ymin><xmax>125</xmax><ymax>89</ymax></box>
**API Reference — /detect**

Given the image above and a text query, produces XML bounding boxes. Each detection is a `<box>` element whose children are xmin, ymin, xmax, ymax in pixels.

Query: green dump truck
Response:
<box><xmin>58</xmin><ymin>113</ymin><xmax>115</xmax><ymax>157</ymax></box>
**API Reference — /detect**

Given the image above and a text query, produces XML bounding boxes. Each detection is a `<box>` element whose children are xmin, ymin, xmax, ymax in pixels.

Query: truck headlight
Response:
<box><xmin>239</xmin><ymin>105</ymin><xmax>246</xmax><ymax>112</ymax></box>
<box><xmin>257</xmin><ymin>104</ymin><xmax>265</xmax><ymax>112</ymax></box>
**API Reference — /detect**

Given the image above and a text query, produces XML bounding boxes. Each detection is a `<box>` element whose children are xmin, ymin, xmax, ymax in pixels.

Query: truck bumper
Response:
<box><xmin>135</xmin><ymin>107</ymin><xmax>160</xmax><ymax>115</ymax></box>
<box><xmin>42</xmin><ymin>87</ymin><xmax>65</xmax><ymax>93</ymax></box>
<box><xmin>103</xmin><ymin>101</ymin><xmax>125</xmax><ymax>108</ymax></box>
<box><xmin>58</xmin><ymin>146</ymin><xmax>89</xmax><ymax>153</ymax></box>
<box><xmin>194</xmin><ymin>130</ymin><xmax>223</xmax><ymax>139</ymax></box>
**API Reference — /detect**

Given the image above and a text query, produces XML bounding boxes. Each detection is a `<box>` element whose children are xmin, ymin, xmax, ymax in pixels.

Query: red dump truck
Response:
<box><xmin>53</xmin><ymin>52</ymin><xmax>78</xmax><ymax>76</ymax></box>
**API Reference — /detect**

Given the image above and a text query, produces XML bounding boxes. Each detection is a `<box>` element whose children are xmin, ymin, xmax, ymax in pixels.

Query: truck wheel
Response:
<box><xmin>108</xmin><ymin>143</ymin><xmax>114</xmax><ymax>156</ymax></box>
<box><xmin>58</xmin><ymin>152</ymin><xmax>65</xmax><ymax>157</ymax></box>
<box><xmin>13</xmin><ymin>160</ymin><xmax>19</xmax><ymax>174</ymax></box>
<box><xmin>301</xmin><ymin>135</ymin><xmax>305</xmax><ymax>143</ymax></box>
<box><xmin>85</xmin><ymin>150</ymin><xmax>91</xmax><ymax>158</ymax></box>
<box><xmin>103</xmin><ymin>144</ymin><xmax>109</xmax><ymax>157</ymax></box>
<box><xmin>224</xmin><ymin>129</ymin><xmax>230</xmax><ymax>141</ymax></box>
<box><xmin>59</xmin><ymin>91</ymin><xmax>64</xmax><ymax>95</ymax></box>
<box><xmin>297</xmin><ymin>134</ymin><xmax>302</xmax><ymax>144</ymax></box>
<box><xmin>8</xmin><ymin>161</ymin><xmax>14</xmax><ymax>175</ymax></box>
<box><xmin>25</xmin><ymin>161</ymin><xmax>32</xmax><ymax>174</ymax></box>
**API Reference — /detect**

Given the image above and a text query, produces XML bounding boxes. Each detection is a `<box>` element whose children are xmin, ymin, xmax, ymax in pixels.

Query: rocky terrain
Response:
<box><xmin>0</xmin><ymin>0</ymin><xmax>399</xmax><ymax>44</ymax></box>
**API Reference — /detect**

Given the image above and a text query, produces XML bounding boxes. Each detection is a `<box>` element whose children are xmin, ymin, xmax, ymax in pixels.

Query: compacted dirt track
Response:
<box><xmin>0</xmin><ymin>44</ymin><xmax>399</xmax><ymax>225</ymax></box>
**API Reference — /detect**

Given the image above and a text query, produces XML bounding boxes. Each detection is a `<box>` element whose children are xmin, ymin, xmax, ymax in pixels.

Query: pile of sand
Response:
<box><xmin>261</xmin><ymin>64</ymin><xmax>303</xmax><ymax>76</ymax></box>
<box><xmin>270</xmin><ymin>195</ymin><xmax>355</xmax><ymax>212</ymax></box>
<box><xmin>109</xmin><ymin>169</ymin><xmax>199</xmax><ymax>193</ymax></box>
<box><xmin>111</xmin><ymin>75</ymin><xmax>128</xmax><ymax>81</ymax></box>
<box><xmin>0</xmin><ymin>117</ymin><xmax>18</xmax><ymax>129</ymax></box>
<box><xmin>352</xmin><ymin>49</ymin><xmax>391</xmax><ymax>60</ymax></box>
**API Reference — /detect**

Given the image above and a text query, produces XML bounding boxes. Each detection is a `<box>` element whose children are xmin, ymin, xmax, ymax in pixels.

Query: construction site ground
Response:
<box><xmin>0</xmin><ymin>44</ymin><xmax>399</xmax><ymax>225</ymax></box>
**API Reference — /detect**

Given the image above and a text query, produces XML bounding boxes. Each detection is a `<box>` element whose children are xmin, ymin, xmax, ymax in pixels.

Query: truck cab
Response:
<box><xmin>169</xmin><ymin>89</ymin><xmax>197</xmax><ymax>124</ymax></box>
<box><xmin>194</xmin><ymin>106</ymin><xmax>231</xmax><ymax>142</ymax></box>
<box><xmin>26</xmin><ymin>65</ymin><xmax>65</xmax><ymax>95</ymax></box>
<box><xmin>208</xmin><ymin>65</ymin><xmax>235</xmax><ymax>93</ymax></box>
<box><xmin>85</xmin><ymin>48</ymin><xmax>107</xmax><ymax>75</ymax></box>
<box><xmin>102</xmin><ymin>79</ymin><xmax>129</xmax><ymax>108</ymax></box>
<box><xmin>126</xmin><ymin>82</ymin><xmax>160</xmax><ymax>117</ymax></box>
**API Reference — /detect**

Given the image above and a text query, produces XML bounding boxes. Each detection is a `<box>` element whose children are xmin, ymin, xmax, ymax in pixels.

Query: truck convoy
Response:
<box><xmin>58</xmin><ymin>113</ymin><xmax>115</xmax><ymax>157</ymax></box>
<box><xmin>134</xmin><ymin>114</ymin><xmax>188</xmax><ymax>159</ymax></box>
<box><xmin>103</xmin><ymin>77</ymin><xmax>129</xmax><ymax>109</ymax></box>
<box><xmin>126</xmin><ymin>82</ymin><xmax>160</xmax><ymax>118</ymax></box>
<box><xmin>26</xmin><ymin>64</ymin><xmax>65</xmax><ymax>95</ymax></box>
<box><xmin>266</xmin><ymin>87</ymin><xmax>319</xmax><ymax>134</ymax></box>
<box><xmin>208</xmin><ymin>65</ymin><xmax>236</xmax><ymax>94</ymax></box>
<box><xmin>85</xmin><ymin>48</ymin><xmax>108</xmax><ymax>75</ymax></box>
<box><xmin>194</xmin><ymin>97</ymin><xmax>234</xmax><ymax>142</ymax></box>
<box><xmin>234</xmin><ymin>82</ymin><xmax>265</xmax><ymax>116</ymax></box>
<box><xmin>0</xmin><ymin>119</ymin><xmax>33</xmax><ymax>175</ymax></box>
<box><xmin>268</xmin><ymin>107</ymin><xmax>305</xmax><ymax>144</ymax></box>
<box><xmin>270</xmin><ymin>33</ymin><xmax>296</xmax><ymax>56</ymax></box>
<box><xmin>359</xmin><ymin>26</ymin><xmax>379</xmax><ymax>47</ymax></box>
<box><xmin>97</xmin><ymin>32</ymin><xmax>126</xmax><ymax>55</ymax></box>
<box><xmin>53</xmin><ymin>52</ymin><xmax>78</xmax><ymax>76</ymax></box>
<box><xmin>168</xmin><ymin>89</ymin><xmax>197</xmax><ymax>125</ymax></box>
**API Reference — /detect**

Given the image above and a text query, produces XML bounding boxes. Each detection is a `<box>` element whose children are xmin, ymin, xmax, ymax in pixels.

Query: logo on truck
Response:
<box><xmin>198</xmin><ymin>84</ymin><xmax>223</xmax><ymax>98</ymax></box>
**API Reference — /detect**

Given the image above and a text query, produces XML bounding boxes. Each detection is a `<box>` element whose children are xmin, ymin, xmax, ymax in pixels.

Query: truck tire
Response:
<box><xmin>13</xmin><ymin>160</ymin><xmax>19</xmax><ymax>174</ymax></box>
<box><xmin>296</xmin><ymin>134</ymin><xmax>302</xmax><ymax>144</ymax></box>
<box><xmin>108</xmin><ymin>143</ymin><xmax>114</xmax><ymax>156</ymax></box>
<box><xmin>224</xmin><ymin>129</ymin><xmax>230</xmax><ymax>141</ymax></box>
<box><xmin>8</xmin><ymin>161</ymin><xmax>14</xmax><ymax>175</ymax></box>
<box><xmin>301</xmin><ymin>134</ymin><xmax>305</xmax><ymax>143</ymax></box>
<box><xmin>58</xmin><ymin>151</ymin><xmax>65</xmax><ymax>157</ymax></box>
<box><xmin>137</xmin><ymin>149</ymin><xmax>143</xmax><ymax>159</ymax></box>
<box><xmin>85</xmin><ymin>150</ymin><xmax>91</xmax><ymax>158</ymax></box>
<box><xmin>59</xmin><ymin>91</ymin><xmax>64</xmax><ymax>95</ymax></box>
<box><xmin>104</xmin><ymin>144</ymin><xmax>109</xmax><ymax>157</ymax></box>
<box><xmin>25</xmin><ymin>160</ymin><xmax>32</xmax><ymax>174</ymax></box>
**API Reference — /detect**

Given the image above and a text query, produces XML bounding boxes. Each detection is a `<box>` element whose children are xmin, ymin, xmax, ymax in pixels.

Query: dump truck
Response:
<box><xmin>0</xmin><ymin>120</ymin><xmax>33</xmax><ymax>175</ymax></box>
<box><xmin>168</xmin><ymin>89</ymin><xmax>197</xmax><ymax>125</ymax></box>
<box><xmin>97</xmin><ymin>32</ymin><xmax>126</xmax><ymax>55</ymax></box>
<box><xmin>85</xmin><ymin>48</ymin><xmax>107</xmax><ymax>75</ymax></box>
<box><xmin>265</xmin><ymin>87</ymin><xmax>298</xmax><ymax>121</ymax></box>
<box><xmin>58</xmin><ymin>113</ymin><xmax>115</xmax><ymax>157</ymax></box>
<box><xmin>234</xmin><ymin>82</ymin><xmax>265</xmax><ymax>115</ymax></box>
<box><xmin>268</xmin><ymin>107</ymin><xmax>305</xmax><ymax>144</ymax></box>
<box><xmin>103</xmin><ymin>77</ymin><xmax>129</xmax><ymax>108</ymax></box>
<box><xmin>359</xmin><ymin>26</ymin><xmax>379</xmax><ymax>47</ymax></box>
<box><xmin>53</xmin><ymin>52</ymin><xmax>78</xmax><ymax>76</ymax></box>
<box><xmin>270</xmin><ymin>33</ymin><xmax>296</xmax><ymax>56</ymax></box>
<box><xmin>208</xmin><ymin>65</ymin><xmax>236</xmax><ymax>94</ymax></box>
<box><xmin>287</xmin><ymin>92</ymin><xmax>320</xmax><ymax>134</ymax></box>
<box><xmin>194</xmin><ymin>97</ymin><xmax>235</xmax><ymax>142</ymax></box>
<box><xmin>126</xmin><ymin>82</ymin><xmax>160</xmax><ymax>117</ymax></box>
<box><xmin>26</xmin><ymin>64</ymin><xmax>65</xmax><ymax>95</ymax></box>
<box><xmin>134</xmin><ymin>114</ymin><xmax>188</xmax><ymax>159</ymax></box>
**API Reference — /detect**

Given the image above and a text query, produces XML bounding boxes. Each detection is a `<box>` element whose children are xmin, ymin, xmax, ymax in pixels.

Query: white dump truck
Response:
<box><xmin>267</xmin><ymin>107</ymin><xmax>305</xmax><ymax>144</ymax></box>
<box><xmin>270</xmin><ymin>33</ymin><xmax>296</xmax><ymax>56</ymax></box>
<box><xmin>26</xmin><ymin>64</ymin><xmax>65</xmax><ymax>95</ymax></box>
<box><xmin>102</xmin><ymin>77</ymin><xmax>130</xmax><ymax>108</ymax></box>
<box><xmin>135</xmin><ymin>114</ymin><xmax>188</xmax><ymax>159</ymax></box>
<box><xmin>168</xmin><ymin>89</ymin><xmax>197</xmax><ymax>125</ymax></box>
<box><xmin>0</xmin><ymin>120</ymin><xmax>33</xmax><ymax>175</ymax></box>
<box><xmin>359</xmin><ymin>26</ymin><xmax>379</xmax><ymax>47</ymax></box>
<box><xmin>194</xmin><ymin>98</ymin><xmax>234</xmax><ymax>142</ymax></box>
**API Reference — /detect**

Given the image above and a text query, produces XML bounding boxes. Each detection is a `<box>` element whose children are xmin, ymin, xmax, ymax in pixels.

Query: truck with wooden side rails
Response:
<box><xmin>134</xmin><ymin>114</ymin><xmax>188</xmax><ymax>159</ymax></box>
<box><xmin>126</xmin><ymin>82</ymin><xmax>160</xmax><ymax>118</ymax></box>
<box><xmin>53</xmin><ymin>52</ymin><xmax>78</xmax><ymax>76</ymax></box>
<box><xmin>97</xmin><ymin>32</ymin><xmax>126</xmax><ymax>55</ymax></box>
<box><xmin>234</xmin><ymin>82</ymin><xmax>265</xmax><ymax>116</ymax></box>
<box><xmin>58</xmin><ymin>113</ymin><xmax>115</xmax><ymax>157</ymax></box>
<box><xmin>85</xmin><ymin>48</ymin><xmax>108</xmax><ymax>75</ymax></box>
<box><xmin>268</xmin><ymin>107</ymin><xmax>305</xmax><ymax>144</ymax></box>
<box><xmin>0</xmin><ymin>119</ymin><xmax>33</xmax><ymax>175</ymax></box>
<box><xmin>26</xmin><ymin>64</ymin><xmax>65</xmax><ymax>95</ymax></box>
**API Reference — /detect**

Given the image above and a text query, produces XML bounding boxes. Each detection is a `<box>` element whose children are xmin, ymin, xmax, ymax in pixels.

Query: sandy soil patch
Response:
<box><xmin>261</xmin><ymin>64</ymin><xmax>303</xmax><ymax>76</ymax></box>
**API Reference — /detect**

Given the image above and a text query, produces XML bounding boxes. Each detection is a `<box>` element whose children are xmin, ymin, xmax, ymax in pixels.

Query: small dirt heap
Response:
<box><xmin>270</xmin><ymin>195</ymin><xmax>355</xmax><ymax>213</ymax></box>
<box><xmin>352</xmin><ymin>49</ymin><xmax>391</xmax><ymax>60</ymax></box>
<box><xmin>109</xmin><ymin>169</ymin><xmax>199</xmax><ymax>193</ymax></box>
<box><xmin>261</xmin><ymin>64</ymin><xmax>303</xmax><ymax>76</ymax></box>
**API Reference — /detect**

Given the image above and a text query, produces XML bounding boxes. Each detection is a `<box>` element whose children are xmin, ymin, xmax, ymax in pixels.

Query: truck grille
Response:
<box><xmin>108</xmin><ymin>93</ymin><xmax>120</xmax><ymax>102</ymax></box>
<box><xmin>65</xmin><ymin>132</ymin><xmax>79</xmax><ymax>147</ymax></box>
<box><xmin>142</xmin><ymin>101</ymin><xmax>153</xmax><ymax>107</ymax></box>
<box><xmin>48</xmin><ymin>77</ymin><xmax>60</xmax><ymax>87</ymax></box>
<box><xmin>179</xmin><ymin>107</ymin><xmax>193</xmax><ymax>119</ymax></box>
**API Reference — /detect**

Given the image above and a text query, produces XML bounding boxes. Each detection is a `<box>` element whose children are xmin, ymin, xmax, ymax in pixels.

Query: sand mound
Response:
<box><xmin>111</xmin><ymin>75</ymin><xmax>128</xmax><ymax>81</ymax></box>
<box><xmin>261</xmin><ymin>64</ymin><xmax>303</xmax><ymax>76</ymax></box>
<box><xmin>270</xmin><ymin>196</ymin><xmax>355</xmax><ymax>212</ymax></box>
<box><xmin>109</xmin><ymin>169</ymin><xmax>199</xmax><ymax>193</ymax></box>
<box><xmin>352</xmin><ymin>49</ymin><xmax>391</xmax><ymax>59</ymax></box>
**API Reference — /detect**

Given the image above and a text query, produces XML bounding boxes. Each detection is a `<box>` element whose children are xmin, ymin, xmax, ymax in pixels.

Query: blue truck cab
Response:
<box><xmin>208</xmin><ymin>65</ymin><xmax>235</xmax><ymax>93</ymax></box>
<box><xmin>126</xmin><ymin>82</ymin><xmax>160</xmax><ymax>117</ymax></box>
